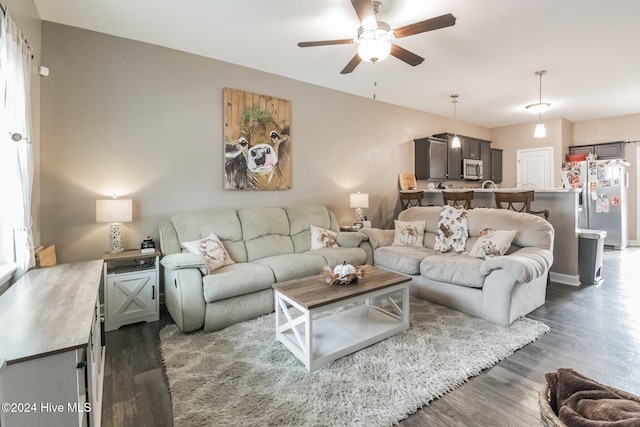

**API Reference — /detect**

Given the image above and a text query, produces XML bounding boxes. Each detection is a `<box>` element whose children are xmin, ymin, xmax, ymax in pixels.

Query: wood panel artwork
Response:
<box><xmin>223</xmin><ymin>88</ymin><xmax>292</xmax><ymax>190</ymax></box>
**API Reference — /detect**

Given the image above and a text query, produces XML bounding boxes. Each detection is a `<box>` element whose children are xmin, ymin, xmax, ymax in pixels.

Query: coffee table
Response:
<box><xmin>272</xmin><ymin>266</ymin><xmax>411</xmax><ymax>372</ymax></box>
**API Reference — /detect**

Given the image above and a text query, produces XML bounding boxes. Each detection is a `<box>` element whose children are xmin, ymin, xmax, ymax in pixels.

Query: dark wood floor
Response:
<box><xmin>101</xmin><ymin>248</ymin><xmax>640</xmax><ymax>427</ymax></box>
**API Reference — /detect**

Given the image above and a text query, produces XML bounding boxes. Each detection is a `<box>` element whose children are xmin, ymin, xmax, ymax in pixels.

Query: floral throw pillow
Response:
<box><xmin>392</xmin><ymin>220</ymin><xmax>426</xmax><ymax>247</ymax></box>
<box><xmin>434</xmin><ymin>205</ymin><xmax>469</xmax><ymax>253</ymax></box>
<box><xmin>182</xmin><ymin>233</ymin><xmax>235</xmax><ymax>272</ymax></box>
<box><xmin>468</xmin><ymin>229</ymin><xmax>517</xmax><ymax>259</ymax></box>
<box><xmin>310</xmin><ymin>225</ymin><xmax>339</xmax><ymax>250</ymax></box>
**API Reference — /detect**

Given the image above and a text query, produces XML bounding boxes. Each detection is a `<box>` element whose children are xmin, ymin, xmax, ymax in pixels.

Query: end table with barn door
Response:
<box><xmin>103</xmin><ymin>249</ymin><xmax>160</xmax><ymax>331</ymax></box>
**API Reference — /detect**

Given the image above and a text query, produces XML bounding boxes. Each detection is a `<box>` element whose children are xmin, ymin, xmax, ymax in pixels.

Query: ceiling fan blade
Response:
<box><xmin>340</xmin><ymin>54</ymin><xmax>362</xmax><ymax>74</ymax></box>
<box><xmin>393</xmin><ymin>13</ymin><xmax>456</xmax><ymax>39</ymax></box>
<box><xmin>297</xmin><ymin>38</ymin><xmax>354</xmax><ymax>47</ymax></box>
<box><xmin>390</xmin><ymin>44</ymin><xmax>425</xmax><ymax>67</ymax></box>
<box><xmin>351</xmin><ymin>0</ymin><xmax>378</xmax><ymax>30</ymax></box>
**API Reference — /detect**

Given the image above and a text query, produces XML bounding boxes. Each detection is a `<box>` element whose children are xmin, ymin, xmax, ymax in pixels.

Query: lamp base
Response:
<box><xmin>108</xmin><ymin>222</ymin><xmax>124</xmax><ymax>254</ymax></box>
<box><xmin>354</xmin><ymin>208</ymin><xmax>364</xmax><ymax>223</ymax></box>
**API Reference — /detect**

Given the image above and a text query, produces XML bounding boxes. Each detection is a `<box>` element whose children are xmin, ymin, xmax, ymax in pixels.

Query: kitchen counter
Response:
<box><xmin>421</xmin><ymin>187</ymin><xmax>579</xmax><ymax>193</ymax></box>
<box><xmin>416</xmin><ymin>187</ymin><xmax>581</xmax><ymax>286</ymax></box>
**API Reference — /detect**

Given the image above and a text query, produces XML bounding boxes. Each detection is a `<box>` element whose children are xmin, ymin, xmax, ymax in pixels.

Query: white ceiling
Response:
<box><xmin>33</xmin><ymin>0</ymin><xmax>640</xmax><ymax>128</ymax></box>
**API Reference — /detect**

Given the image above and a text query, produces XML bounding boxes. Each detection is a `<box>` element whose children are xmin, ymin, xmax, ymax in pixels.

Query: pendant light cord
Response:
<box><xmin>538</xmin><ymin>71</ymin><xmax>543</xmax><ymax>104</ymax></box>
<box><xmin>451</xmin><ymin>94</ymin><xmax>459</xmax><ymax>135</ymax></box>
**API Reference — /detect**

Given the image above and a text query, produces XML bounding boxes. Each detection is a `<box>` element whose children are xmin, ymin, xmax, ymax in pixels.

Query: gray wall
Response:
<box><xmin>40</xmin><ymin>22</ymin><xmax>489</xmax><ymax>263</ymax></box>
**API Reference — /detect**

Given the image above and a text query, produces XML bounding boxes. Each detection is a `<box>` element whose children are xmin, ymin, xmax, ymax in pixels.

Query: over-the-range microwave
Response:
<box><xmin>462</xmin><ymin>158</ymin><xmax>483</xmax><ymax>180</ymax></box>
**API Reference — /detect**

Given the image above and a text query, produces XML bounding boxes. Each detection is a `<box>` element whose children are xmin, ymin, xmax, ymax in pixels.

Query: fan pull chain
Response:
<box><xmin>372</xmin><ymin>61</ymin><xmax>377</xmax><ymax>100</ymax></box>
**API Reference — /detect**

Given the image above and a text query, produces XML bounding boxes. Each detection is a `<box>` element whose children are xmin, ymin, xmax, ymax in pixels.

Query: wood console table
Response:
<box><xmin>0</xmin><ymin>260</ymin><xmax>105</xmax><ymax>427</ymax></box>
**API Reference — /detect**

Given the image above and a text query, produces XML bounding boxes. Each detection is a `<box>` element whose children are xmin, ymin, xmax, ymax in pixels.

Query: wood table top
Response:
<box><xmin>0</xmin><ymin>260</ymin><xmax>103</xmax><ymax>365</ymax></box>
<box><xmin>272</xmin><ymin>266</ymin><xmax>411</xmax><ymax>310</ymax></box>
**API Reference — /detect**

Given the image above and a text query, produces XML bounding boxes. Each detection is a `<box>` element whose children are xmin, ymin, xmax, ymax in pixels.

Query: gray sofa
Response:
<box><xmin>360</xmin><ymin>207</ymin><xmax>554</xmax><ymax>325</ymax></box>
<box><xmin>158</xmin><ymin>204</ymin><xmax>371</xmax><ymax>332</ymax></box>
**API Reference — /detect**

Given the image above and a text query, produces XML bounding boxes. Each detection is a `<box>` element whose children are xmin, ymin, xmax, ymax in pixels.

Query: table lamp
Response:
<box><xmin>96</xmin><ymin>196</ymin><xmax>132</xmax><ymax>253</ymax></box>
<box><xmin>349</xmin><ymin>192</ymin><xmax>369</xmax><ymax>223</ymax></box>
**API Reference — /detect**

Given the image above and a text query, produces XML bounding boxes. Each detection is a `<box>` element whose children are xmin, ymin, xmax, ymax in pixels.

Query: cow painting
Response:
<box><xmin>223</xmin><ymin>89</ymin><xmax>292</xmax><ymax>190</ymax></box>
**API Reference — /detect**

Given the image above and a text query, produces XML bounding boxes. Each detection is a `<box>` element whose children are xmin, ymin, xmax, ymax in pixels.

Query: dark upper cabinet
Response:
<box><xmin>480</xmin><ymin>140</ymin><xmax>491</xmax><ymax>179</ymax></box>
<box><xmin>414</xmin><ymin>137</ymin><xmax>430</xmax><ymax>180</ymax></box>
<box><xmin>421</xmin><ymin>133</ymin><xmax>492</xmax><ymax>181</ymax></box>
<box><xmin>447</xmin><ymin>135</ymin><xmax>462</xmax><ymax>180</ymax></box>
<box><xmin>595</xmin><ymin>142</ymin><xmax>625</xmax><ymax>159</ymax></box>
<box><xmin>490</xmin><ymin>149</ymin><xmax>503</xmax><ymax>183</ymax></box>
<box><xmin>569</xmin><ymin>141</ymin><xmax>625</xmax><ymax>160</ymax></box>
<box><xmin>415</xmin><ymin>137</ymin><xmax>448</xmax><ymax>180</ymax></box>
<box><xmin>568</xmin><ymin>145</ymin><xmax>594</xmax><ymax>157</ymax></box>
<box><xmin>461</xmin><ymin>137</ymin><xmax>480</xmax><ymax>159</ymax></box>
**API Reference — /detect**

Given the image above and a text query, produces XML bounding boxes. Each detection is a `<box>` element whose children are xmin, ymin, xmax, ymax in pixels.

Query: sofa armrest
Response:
<box><xmin>336</xmin><ymin>231</ymin><xmax>368</xmax><ymax>247</ymax></box>
<box><xmin>163</xmin><ymin>267</ymin><xmax>206</xmax><ymax>332</ymax></box>
<box><xmin>358</xmin><ymin>228</ymin><xmax>395</xmax><ymax>250</ymax></box>
<box><xmin>159</xmin><ymin>220</ymin><xmax>181</xmax><ymax>255</ymax></box>
<box><xmin>480</xmin><ymin>247</ymin><xmax>553</xmax><ymax>283</ymax></box>
<box><xmin>160</xmin><ymin>253</ymin><xmax>209</xmax><ymax>275</ymax></box>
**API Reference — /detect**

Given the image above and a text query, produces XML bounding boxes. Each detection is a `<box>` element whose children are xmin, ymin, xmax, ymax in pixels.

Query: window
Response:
<box><xmin>1</xmin><ymin>9</ymin><xmax>35</xmax><ymax>278</ymax></box>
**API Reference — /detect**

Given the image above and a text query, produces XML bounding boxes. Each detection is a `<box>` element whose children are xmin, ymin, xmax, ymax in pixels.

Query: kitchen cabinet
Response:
<box><xmin>0</xmin><ymin>261</ymin><xmax>105</xmax><ymax>427</ymax></box>
<box><xmin>426</xmin><ymin>133</ymin><xmax>492</xmax><ymax>181</ymax></box>
<box><xmin>568</xmin><ymin>145</ymin><xmax>594</xmax><ymax>157</ymax></box>
<box><xmin>415</xmin><ymin>137</ymin><xmax>447</xmax><ymax>180</ymax></box>
<box><xmin>462</xmin><ymin>137</ymin><xmax>480</xmax><ymax>159</ymax></box>
<box><xmin>447</xmin><ymin>135</ymin><xmax>462</xmax><ymax>179</ymax></box>
<box><xmin>480</xmin><ymin>140</ymin><xmax>491</xmax><ymax>180</ymax></box>
<box><xmin>569</xmin><ymin>141</ymin><xmax>625</xmax><ymax>159</ymax></box>
<box><xmin>490</xmin><ymin>148</ymin><xmax>503</xmax><ymax>183</ymax></box>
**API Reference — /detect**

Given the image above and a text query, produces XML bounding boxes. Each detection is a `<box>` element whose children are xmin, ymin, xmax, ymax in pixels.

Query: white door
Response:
<box><xmin>517</xmin><ymin>147</ymin><xmax>554</xmax><ymax>188</ymax></box>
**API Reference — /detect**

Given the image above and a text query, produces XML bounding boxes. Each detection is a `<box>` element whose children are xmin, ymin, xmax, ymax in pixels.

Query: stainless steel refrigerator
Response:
<box><xmin>576</xmin><ymin>158</ymin><xmax>628</xmax><ymax>249</ymax></box>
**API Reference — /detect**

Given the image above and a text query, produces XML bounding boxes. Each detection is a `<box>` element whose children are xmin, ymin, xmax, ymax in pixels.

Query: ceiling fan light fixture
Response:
<box><xmin>357</xmin><ymin>39</ymin><xmax>391</xmax><ymax>63</ymax></box>
<box><xmin>356</xmin><ymin>22</ymin><xmax>394</xmax><ymax>63</ymax></box>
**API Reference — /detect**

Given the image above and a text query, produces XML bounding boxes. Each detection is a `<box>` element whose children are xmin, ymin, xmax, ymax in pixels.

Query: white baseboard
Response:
<box><xmin>550</xmin><ymin>271</ymin><xmax>581</xmax><ymax>287</ymax></box>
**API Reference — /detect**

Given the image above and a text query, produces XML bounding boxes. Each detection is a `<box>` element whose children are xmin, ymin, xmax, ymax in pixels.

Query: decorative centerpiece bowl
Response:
<box><xmin>322</xmin><ymin>262</ymin><xmax>366</xmax><ymax>286</ymax></box>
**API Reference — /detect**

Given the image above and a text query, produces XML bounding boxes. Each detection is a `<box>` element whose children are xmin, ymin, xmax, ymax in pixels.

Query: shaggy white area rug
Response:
<box><xmin>160</xmin><ymin>298</ymin><xmax>548</xmax><ymax>426</ymax></box>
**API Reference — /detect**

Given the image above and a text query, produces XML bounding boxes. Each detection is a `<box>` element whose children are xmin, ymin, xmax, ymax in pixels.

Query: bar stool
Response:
<box><xmin>400</xmin><ymin>191</ymin><xmax>423</xmax><ymax>210</ymax></box>
<box><xmin>494</xmin><ymin>190</ymin><xmax>550</xmax><ymax>220</ymax></box>
<box><xmin>442</xmin><ymin>190</ymin><xmax>474</xmax><ymax>209</ymax></box>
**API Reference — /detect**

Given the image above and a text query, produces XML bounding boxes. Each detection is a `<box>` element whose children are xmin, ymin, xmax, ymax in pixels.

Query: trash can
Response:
<box><xmin>577</xmin><ymin>229</ymin><xmax>606</xmax><ymax>284</ymax></box>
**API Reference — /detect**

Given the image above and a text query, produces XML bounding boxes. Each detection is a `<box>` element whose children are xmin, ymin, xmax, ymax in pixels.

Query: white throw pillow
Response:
<box><xmin>434</xmin><ymin>205</ymin><xmax>469</xmax><ymax>253</ymax></box>
<box><xmin>310</xmin><ymin>225</ymin><xmax>339</xmax><ymax>250</ymax></box>
<box><xmin>392</xmin><ymin>220</ymin><xmax>426</xmax><ymax>247</ymax></box>
<box><xmin>182</xmin><ymin>233</ymin><xmax>235</xmax><ymax>272</ymax></box>
<box><xmin>468</xmin><ymin>229</ymin><xmax>517</xmax><ymax>259</ymax></box>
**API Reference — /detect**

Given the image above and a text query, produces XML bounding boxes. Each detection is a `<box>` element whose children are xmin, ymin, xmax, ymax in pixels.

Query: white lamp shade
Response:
<box><xmin>357</xmin><ymin>40</ymin><xmax>391</xmax><ymax>63</ymax></box>
<box><xmin>96</xmin><ymin>198</ymin><xmax>133</xmax><ymax>223</ymax></box>
<box><xmin>350</xmin><ymin>192</ymin><xmax>369</xmax><ymax>209</ymax></box>
<box><xmin>451</xmin><ymin>135</ymin><xmax>461</xmax><ymax>148</ymax></box>
<box><xmin>534</xmin><ymin>123</ymin><xmax>547</xmax><ymax>138</ymax></box>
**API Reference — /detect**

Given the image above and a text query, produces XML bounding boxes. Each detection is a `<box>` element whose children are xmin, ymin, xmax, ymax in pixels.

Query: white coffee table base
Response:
<box><xmin>274</xmin><ymin>282</ymin><xmax>410</xmax><ymax>372</ymax></box>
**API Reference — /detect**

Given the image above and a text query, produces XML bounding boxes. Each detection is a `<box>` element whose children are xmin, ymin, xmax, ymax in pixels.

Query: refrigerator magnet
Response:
<box><xmin>596</xmin><ymin>198</ymin><xmax>610</xmax><ymax>213</ymax></box>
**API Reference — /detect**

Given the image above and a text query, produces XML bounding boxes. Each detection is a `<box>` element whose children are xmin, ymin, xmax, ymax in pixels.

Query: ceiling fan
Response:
<box><xmin>297</xmin><ymin>0</ymin><xmax>456</xmax><ymax>74</ymax></box>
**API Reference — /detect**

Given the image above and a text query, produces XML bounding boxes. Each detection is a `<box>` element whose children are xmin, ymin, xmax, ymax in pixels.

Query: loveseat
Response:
<box><xmin>158</xmin><ymin>204</ymin><xmax>371</xmax><ymax>332</ymax></box>
<box><xmin>360</xmin><ymin>206</ymin><xmax>554</xmax><ymax>326</ymax></box>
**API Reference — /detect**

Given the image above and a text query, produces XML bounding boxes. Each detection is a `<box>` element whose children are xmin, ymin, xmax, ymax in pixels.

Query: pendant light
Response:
<box><xmin>526</xmin><ymin>70</ymin><xmax>550</xmax><ymax>138</ymax></box>
<box><xmin>451</xmin><ymin>94</ymin><xmax>461</xmax><ymax>148</ymax></box>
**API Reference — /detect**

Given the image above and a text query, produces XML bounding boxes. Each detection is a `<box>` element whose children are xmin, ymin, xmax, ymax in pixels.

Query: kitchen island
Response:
<box><xmin>420</xmin><ymin>188</ymin><xmax>581</xmax><ymax>285</ymax></box>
